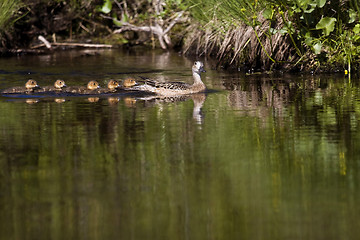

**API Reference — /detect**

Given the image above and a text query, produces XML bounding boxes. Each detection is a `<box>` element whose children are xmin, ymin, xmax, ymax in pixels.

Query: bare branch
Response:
<box><xmin>164</xmin><ymin>11</ymin><xmax>184</xmax><ymax>35</ymax></box>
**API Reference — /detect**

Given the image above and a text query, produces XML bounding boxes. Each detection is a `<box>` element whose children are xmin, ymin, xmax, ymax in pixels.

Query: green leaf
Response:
<box><xmin>305</xmin><ymin>36</ymin><xmax>313</xmax><ymax>46</ymax></box>
<box><xmin>349</xmin><ymin>9</ymin><xmax>357</xmax><ymax>23</ymax></box>
<box><xmin>113</xmin><ymin>17</ymin><xmax>122</xmax><ymax>27</ymax></box>
<box><xmin>315</xmin><ymin>17</ymin><xmax>336</xmax><ymax>36</ymax></box>
<box><xmin>353</xmin><ymin>24</ymin><xmax>360</xmax><ymax>34</ymax></box>
<box><xmin>313</xmin><ymin>42</ymin><xmax>322</xmax><ymax>54</ymax></box>
<box><xmin>262</xmin><ymin>8</ymin><xmax>273</xmax><ymax>20</ymax></box>
<box><xmin>304</xmin><ymin>3</ymin><xmax>316</xmax><ymax>13</ymax></box>
<box><xmin>98</xmin><ymin>0</ymin><xmax>112</xmax><ymax>14</ymax></box>
<box><xmin>122</xmin><ymin>13</ymin><xmax>129</xmax><ymax>23</ymax></box>
<box><xmin>317</xmin><ymin>0</ymin><xmax>326</xmax><ymax>8</ymax></box>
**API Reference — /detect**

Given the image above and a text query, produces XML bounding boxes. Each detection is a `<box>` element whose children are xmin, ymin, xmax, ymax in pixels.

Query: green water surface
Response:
<box><xmin>0</xmin><ymin>49</ymin><xmax>359</xmax><ymax>240</ymax></box>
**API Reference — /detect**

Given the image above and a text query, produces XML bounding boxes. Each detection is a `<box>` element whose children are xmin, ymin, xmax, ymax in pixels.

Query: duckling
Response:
<box><xmin>96</xmin><ymin>80</ymin><xmax>120</xmax><ymax>94</ymax></box>
<box><xmin>130</xmin><ymin>61</ymin><xmax>206</xmax><ymax>96</ymax></box>
<box><xmin>1</xmin><ymin>79</ymin><xmax>39</xmax><ymax>94</ymax></box>
<box><xmin>66</xmin><ymin>80</ymin><xmax>100</xmax><ymax>94</ymax></box>
<box><xmin>36</xmin><ymin>79</ymin><xmax>67</xmax><ymax>92</ymax></box>
<box><xmin>107</xmin><ymin>80</ymin><xmax>120</xmax><ymax>91</ymax></box>
<box><xmin>122</xmin><ymin>78</ymin><xmax>137</xmax><ymax>88</ymax></box>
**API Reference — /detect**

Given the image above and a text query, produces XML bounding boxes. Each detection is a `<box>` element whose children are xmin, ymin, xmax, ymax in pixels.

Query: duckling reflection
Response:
<box><xmin>87</xmin><ymin>97</ymin><xmax>100</xmax><ymax>103</ymax></box>
<box><xmin>123</xmin><ymin>97</ymin><xmax>137</xmax><ymax>108</ymax></box>
<box><xmin>54</xmin><ymin>98</ymin><xmax>66</xmax><ymax>103</ymax></box>
<box><xmin>25</xmin><ymin>98</ymin><xmax>39</xmax><ymax>104</ymax></box>
<box><xmin>66</xmin><ymin>80</ymin><xmax>100</xmax><ymax>94</ymax></box>
<box><xmin>108</xmin><ymin>97</ymin><xmax>120</xmax><ymax>105</ymax></box>
<box><xmin>1</xmin><ymin>79</ymin><xmax>40</xmax><ymax>94</ymax></box>
<box><xmin>37</xmin><ymin>79</ymin><xmax>67</xmax><ymax>93</ymax></box>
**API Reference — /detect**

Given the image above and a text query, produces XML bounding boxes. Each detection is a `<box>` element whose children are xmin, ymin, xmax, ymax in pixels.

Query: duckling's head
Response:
<box><xmin>54</xmin><ymin>79</ymin><xmax>66</xmax><ymax>89</ymax></box>
<box><xmin>192</xmin><ymin>61</ymin><xmax>206</xmax><ymax>74</ymax></box>
<box><xmin>87</xmin><ymin>80</ymin><xmax>100</xmax><ymax>90</ymax></box>
<box><xmin>107</xmin><ymin>80</ymin><xmax>120</xmax><ymax>90</ymax></box>
<box><xmin>25</xmin><ymin>79</ymin><xmax>39</xmax><ymax>90</ymax></box>
<box><xmin>123</xmin><ymin>78</ymin><xmax>137</xmax><ymax>88</ymax></box>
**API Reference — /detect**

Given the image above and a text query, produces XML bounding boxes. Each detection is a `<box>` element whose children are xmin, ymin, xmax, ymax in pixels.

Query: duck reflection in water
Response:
<box><xmin>136</xmin><ymin>93</ymin><xmax>206</xmax><ymax>125</ymax></box>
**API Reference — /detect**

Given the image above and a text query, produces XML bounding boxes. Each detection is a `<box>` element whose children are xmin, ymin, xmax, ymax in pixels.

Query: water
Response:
<box><xmin>0</xmin><ymin>49</ymin><xmax>360</xmax><ymax>240</ymax></box>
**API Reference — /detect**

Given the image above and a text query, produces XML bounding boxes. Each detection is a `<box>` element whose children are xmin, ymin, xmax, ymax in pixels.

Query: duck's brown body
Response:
<box><xmin>131</xmin><ymin>61</ymin><xmax>206</xmax><ymax>96</ymax></box>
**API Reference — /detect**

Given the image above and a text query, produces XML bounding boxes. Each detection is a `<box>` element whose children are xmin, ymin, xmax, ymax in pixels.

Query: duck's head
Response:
<box><xmin>123</xmin><ymin>78</ymin><xmax>137</xmax><ymax>88</ymax></box>
<box><xmin>107</xmin><ymin>80</ymin><xmax>120</xmax><ymax>90</ymax></box>
<box><xmin>87</xmin><ymin>80</ymin><xmax>100</xmax><ymax>90</ymax></box>
<box><xmin>25</xmin><ymin>79</ymin><xmax>39</xmax><ymax>90</ymax></box>
<box><xmin>192</xmin><ymin>61</ymin><xmax>206</xmax><ymax>74</ymax></box>
<box><xmin>54</xmin><ymin>79</ymin><xmax>66</xmax><ymax>89</ymax></box>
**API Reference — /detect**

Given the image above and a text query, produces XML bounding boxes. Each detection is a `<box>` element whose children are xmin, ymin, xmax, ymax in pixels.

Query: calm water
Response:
<box><xmin>0</xmin><ymin>49</ymin><xmax>360</xmax><ymax>240</ymax></box>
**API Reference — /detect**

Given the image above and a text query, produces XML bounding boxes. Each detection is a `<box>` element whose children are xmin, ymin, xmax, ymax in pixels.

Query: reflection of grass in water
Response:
<box><xmin>0</xmin><ymin>0</ymin><xmax>20</xmax><ymax>29</ymax></box>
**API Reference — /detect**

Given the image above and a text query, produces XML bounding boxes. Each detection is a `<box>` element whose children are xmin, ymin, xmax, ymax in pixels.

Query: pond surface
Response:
<box><xmin>0</xmin><ymin>49</ymin><xmax>360</xmax><ymax>240</ymax></box>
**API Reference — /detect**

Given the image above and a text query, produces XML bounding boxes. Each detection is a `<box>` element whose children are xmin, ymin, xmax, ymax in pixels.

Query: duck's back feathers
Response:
<box><xmin>131</xmin><ymin>61</ymin><xmax>206</xmax><ymax>96</ymax></box>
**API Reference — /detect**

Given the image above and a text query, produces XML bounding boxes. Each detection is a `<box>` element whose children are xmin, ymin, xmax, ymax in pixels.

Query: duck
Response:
<box><xmin>36</xmin><ymin>79</ymin><xmax>67</xmax><ymax>92</ymax></box>
<box><xmin>122</xmin><ymin>78</ymin><xmax>137</xmax><ymax>88</ymax></box>
<box><xmin>1</xmin><ymin>79</ymin><xmax>40</xmax><ymax>94</ymax></box>
<box><xmin>96</xmin><ymin>80</ymin><xmax>120</xmax><ymax>94</ymax></box>
<box><xmin>65</xmin><ymin>80</ymin><xmax>100</xmax><ymax>94</ymax></box>
<box><xmin>131</xmin><ymin>61</ymin><xmax>206</xmax><ymax>96</ymax></box>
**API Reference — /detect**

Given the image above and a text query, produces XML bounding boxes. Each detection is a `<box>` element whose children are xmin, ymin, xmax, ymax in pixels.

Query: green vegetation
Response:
<box><xmin>186</xmin><ymin>0</ymin><xmax>360</xmax><ymax>72</ymax></box>
<box><xmin>1</xmin><ymin>0</ymin><xmax>360</xmax><ymax>72</ymax></box>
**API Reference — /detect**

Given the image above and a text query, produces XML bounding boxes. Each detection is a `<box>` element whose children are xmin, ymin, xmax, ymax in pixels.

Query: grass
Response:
<box><xmin>0</xmin><ymin>0</ymin><xmax>21</xmax><ymax>30</ymax></box>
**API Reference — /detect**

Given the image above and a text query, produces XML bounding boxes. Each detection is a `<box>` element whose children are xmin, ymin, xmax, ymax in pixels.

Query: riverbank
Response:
<box><xmin>1</xmin><ymin>0</ymin><xmax>359</xmax><ymax>74</ymax></box>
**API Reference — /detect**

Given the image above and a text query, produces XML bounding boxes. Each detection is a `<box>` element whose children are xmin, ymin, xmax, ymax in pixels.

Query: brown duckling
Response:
<box><xmin>122</xmin><ymin>78</ymin><xmax>137</xmax><ymax>88</ymax></box>
<box><xmin>66</xmin><ymin>80</ymin><xmax>100</xmax><ymax>94</ymax></box>
<box><xmin>1</xmin><ymin>79</ymin><xmax>39</xmax><ymax>94</ymax></box>
<box><xmin>36</xmin><ymin>79</ymin><xmax>67</xmax><ymax>92</ymax></box>
<box><xmin>96</xmin><ymin>80</ymin><xmax>120</xmax><ymax>94</ymax></box>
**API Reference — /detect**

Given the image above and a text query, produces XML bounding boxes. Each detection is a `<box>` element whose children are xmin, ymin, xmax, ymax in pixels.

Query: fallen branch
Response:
<box><xmin>31</xmin><ymin>41</ymin><xmax>114</xmax><ymax>49</ymax></box>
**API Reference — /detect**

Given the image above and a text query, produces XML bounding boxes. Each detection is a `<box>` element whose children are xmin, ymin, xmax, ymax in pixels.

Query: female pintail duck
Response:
<box><xmin>132</xmin><ymin>61</ymin><xmax>206</xmax><ymax>96</ymax></box>
<box><xmin>1</xmin><ymin>79</ymin><xmax>40</xmax><ymax>94</ymax></box>
<box><xmin>37</xmin><ymin>79</ymin><xmax>67</xmax><ymax>92</ymax></box>
<box><xmin>66</xmin><ymin>80</ymin><xmax>100</xmax><ymax>94</ymax></box>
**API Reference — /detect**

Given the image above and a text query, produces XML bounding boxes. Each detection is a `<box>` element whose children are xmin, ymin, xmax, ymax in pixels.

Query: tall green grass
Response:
<box><xmin>0</xmin><ymin>0</ymin><xmax>21</xmax><ymax>30</ymax></box>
